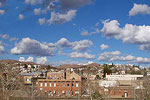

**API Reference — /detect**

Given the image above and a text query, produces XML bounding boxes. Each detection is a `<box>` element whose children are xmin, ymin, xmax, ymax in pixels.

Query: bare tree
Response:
<box><xmin>0</xmin><ymin>63</ymin><xmax>28</xmax><ymax>100</ymax></box>
<box><xmin>83</xmin><ymin>79</ymin><xmax>103</xmax><ymax>100</ymax></box>
<box><xmin>134</xmin><ymin>76</ymin><xmax>150</xmax><ymax>100</ymax></box>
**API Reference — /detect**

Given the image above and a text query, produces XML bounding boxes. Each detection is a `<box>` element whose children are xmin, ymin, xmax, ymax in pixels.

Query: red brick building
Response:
<box><xmin>37</xmin><ymin>79</ymin><xmax>81</xmax><ymax>97</ymax></box>
<box><xmin>36</xmin><ymin>68</ymin><xmax>82</xmax><ymax>97</ymax></box>
<box><xmin>100</xmin><ymin>86</ymin><xmax>134</xmax><ymax>99</ymax></box>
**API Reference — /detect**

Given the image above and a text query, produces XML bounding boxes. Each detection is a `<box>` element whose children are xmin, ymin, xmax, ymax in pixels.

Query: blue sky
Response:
<box><xmin>1</xmin><ymin>0</ymin><xmax>150</xmax><ymax>66</ymax></box>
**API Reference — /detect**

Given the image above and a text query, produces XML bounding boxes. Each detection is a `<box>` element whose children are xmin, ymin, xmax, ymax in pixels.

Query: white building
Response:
<box><xmin>106</xmin><ymin>74</ymin><xmax>143</xmax><ymax>81</ymax></box>
<box><xmin>99</xmin><ymin>80</ymin><xmax>118</xmax><ymax>87</ymax></box>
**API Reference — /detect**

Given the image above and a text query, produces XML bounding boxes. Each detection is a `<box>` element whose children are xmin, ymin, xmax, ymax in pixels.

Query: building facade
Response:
<box><xmin>37</xmin><ymin>79</ymin><xmax>81</xmax><ymax>97</ymax></box>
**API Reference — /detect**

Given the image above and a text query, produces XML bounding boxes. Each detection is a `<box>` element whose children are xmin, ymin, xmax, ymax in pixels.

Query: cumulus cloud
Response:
<box><xmin>11</xmin><ymin>38</ymin><xmax>56</xmax><ymax>56</ymax></box>
<box><xmin>10</xmin><ymin>37</ymin><xmax>18</xmax><ymax>42</ymax></box>
<box><xmin>72</xmin><ymin>40</ymin><xmax>93</xmax><ymax>51</ymax></box>
<box><xmin>23</xmin><ymin>0</ymin><xmax>94</xmax><ymax>25</ymax></box>
<box><xmin>100</xmin><ymin>44</ymin><xmax>109</xmax><ymax>50</ymax></box>
<box><xmin>98</xmin><ymin>51</ymin><xmax>150</xmax><ymax>64</ymax></box>
<box><xmin>26</xmin><ymin>56</ymin><xmax>34</xmax><ymax>62</ymax></box>
<box><xmin>18</xmin><ymin>14</ymin><xmax>24</xmax><ymax>20</ymax></box>
<box><xmin>25</xmin><ymin>0</ymin><xmax>42</xmax><ymax>5</ymax></box>
<box><xmin>0</xmin><ymin>34</ymin><xmax>9</xmax><ymax>39</ymax></box>
<box><xmin>34</xmin><ymin>8</ymin><xmax>41</xmax><ymax>15</ymax></box>
<box><xmin>19</xmin><ymin>57</ymin><xmax>25</xmax><ymax>62</ymax></box>
<box><xmin>36</xmin><ymin>57</ymin><xmax>47</xmax><ymax>64</ymax></box>
<box><xmin>101</xmin><ymin>20</ymin><xmax>150</xmax><ymax>51</ymax></box>
<box><xmin>0</xmin><ymin>9</ymin><xmax>5</xmax><ymax>15</ymax></box>
<box><xmin>56</xmin><ymin>38</ymin><xmax>71</xmax><ymax>47</ymax></box>
<box><xmin>19</xmin><ymin>56</ymin><xmax>34</xmax><ymax>62</ymax></box>
<box><xmin>81</xmin><ymin>30</ymin><xmax>89</xmax><ymax>36</ymax></box>
<box><xmin>68</xmin><ymin>52</ymin><xmax>95</xmax><ymax>59</ymax></box>
<box><xmin>38</xmin><ymin>18</ymin><xmax>46</xmax><ymax>25</ymax></box>
<box><xmin>56</xmin><ymin>38</ymin><xmax>93</xmax><ymax>51</ymax></box>
<box><xmin>129</xmin><ymin>3</ymin><xmax>150</xmax><ymax>16</ymax></box>
<box><xmin>48</xmin><ymin>10</ymin><xmax>77</xmax><ymax>24</ymax></box>
<box><xmin>11</xmin><ymin>37</ymin><xmax>93</xmax><ymax>57</ymax></box>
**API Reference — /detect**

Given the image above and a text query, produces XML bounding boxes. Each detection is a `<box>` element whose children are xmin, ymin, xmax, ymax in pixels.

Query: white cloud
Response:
<box><xmin>11</xmin><ymin>38</ymin><xmax>93</xmax><ymax>57</ymax></box>
<box><xmin>101</xmin><ymin>20</ymin><xmax>150</xmax><ymax>51</ymax></box>
<box><xmin>19</xmin><ymin>56</ymin><xmax>34</xmax><ymax>62</ymax></box>
<box><xmin>56</xmin><ymin>38</ymin><xmax>71</xmax><ymax>47</ymax></box>
<box><xmin>129</xmin><ymin>3</ymin><xmax>150</xmax><ymax>16</ymax></box>
<box><xmin>11</xmin><ymin>38</ymin><xmax>56</xmax><ymax>56</ymax></box>
<box><xmin>100</xmin><ymin>44</ymin><xmax>109</xmax><ymax>50</ymax></box>
<box><xmin>68</xmin><ymin>52</ymin><xmax>95</xmax><ymax>59</ymax></box>
<box><xmin>19</xmin><ymin>57</ymin><xmax>25</xmax><ymax>62</ymax></box>
<box><xmin>38</xmin><ymin>18</ymin><xmax>46</xmax><ymax>25</ymax></box>
<box><xmin>0</xmin><ymin>9</ymin><xmax>5</xmax><ymax>15</ymax></box>
<box><xmin>98</xmin><ymin>51</ymin><xmax>150</xmax><ymax>64</ymax></box>
<box><xmin>18</xmin><ymin>14</ymin><xmax>24</xmax><ymax>20</ymax></box>
<box><xmin>47</xmin><ymin>60</ymin><xmax>90</xmax><ymax>66</ymax></box>
<box><xmin>10</xmin><ymin>37</ymin><xmax>18</xmax><ymax>42</ymax></box>
<box><xmin>0</xmin><ymin>34</ymin><xmax>9</xmax><ymax>39</ymax></box>
<box><xmin>36</xmin><ymin>57</ymin><xmax>47</xmax><ymax>64</ymax></box>
<box><xmin>26</xmin><ymin>56</ymin><xmax>34</xmax><ymax>62</ymax></box>
<box><xmin>81</xmin><ymin>30</ymin><xmax>89</xmax><ymax>36</ymax></box>
<box><xmin>34</xmin><ymin>8</ymin><xmax>41</xmax><ymax>15</ymax></box>
<box><xmin>72</xmin><ymin>40</ymin><xmax>93</xmax><ymax>51</ymax></box>
<box><xmin>48</xmin><ymin>10</ymin><xmax>77</xmax><ymax>24</ymax></box>
<box><xmin>56</xmin><ymin>38</ymin><xmax>93</xmax><ymax>51</ymax></box>
<box><xmin>25</xmin><ymin>0</ymin><xmax>42</xmax><ymax>5</ymax></box>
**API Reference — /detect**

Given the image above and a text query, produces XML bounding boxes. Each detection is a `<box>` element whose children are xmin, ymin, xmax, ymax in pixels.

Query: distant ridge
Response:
<box><xmin>56</xmin><ymin>63</ymin><xmax>100</xmax><ymax>69</ymax></box>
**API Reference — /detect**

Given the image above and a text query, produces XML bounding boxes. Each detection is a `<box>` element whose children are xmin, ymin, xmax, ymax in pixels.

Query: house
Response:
<box><xmin>20</xmin><ymin>71</ymin><xmax>47</xmax><ymax>85</ymax></box>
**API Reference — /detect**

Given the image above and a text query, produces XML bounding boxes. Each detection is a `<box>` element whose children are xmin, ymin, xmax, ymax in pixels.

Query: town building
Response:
<box><xmin>36</xmin><ymin>68</ymin><xmax>82</xmax><ymax>97</ymax></box>
<box><xmin>106</xmin><ymin>74</ymin><xmax>143</xmax><ymax>81</ymax></box>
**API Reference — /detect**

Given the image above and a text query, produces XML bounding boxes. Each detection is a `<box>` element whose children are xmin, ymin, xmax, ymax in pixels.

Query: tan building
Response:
<box><xmin>47</xmin><ymin>71</ymin><xmax>64</xmax><ymax>80</ymax></box>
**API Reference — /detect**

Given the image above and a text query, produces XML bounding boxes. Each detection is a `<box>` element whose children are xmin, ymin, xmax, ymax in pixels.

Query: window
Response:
<box><xmin>40</xmin><ymin>88</ymin><xmax>43</xmax><ymax>91</ymax></box>
<box><xmin>62</xmin><ymin>83</ymin><xmax>65</xmax><ymax>87</ymax></box>
<box><xmin>66</xmin><ymin>91</ymin><xmax>70</xmax><ymax>97</ymax></box>
<box><xmin>45</xmin><ymin>83</ymin><xmax>47</xmax><ymax>87</ymax></box>
<box><xmin>26</xmin><ymin>79</ymin><xmax>31</xmax><ymax>82</ymax></box>
<box><xmin>53</xmin><ymin>90</ymin><xmax>56</xmax><ymax>94</ymax></box>
<box><xmin>67</xmin><ymin>84</ymin><xmax>69</xmax><ymax>87</ymax></box>
<box><xmin>72</xmin><ymin>83</ymin><xmax>74</xmax><ymax>87</ymax></box>
<box><xmin>76</xmin><ymin>83</ymin><xmax>79</xmax><ymax>87</ymax></box>
<box><xmin>49</xmin><ymin>83</ymin><xmax>51</xmax><ymax>87</ymax></box>
<box><xmin>40</xmin><ymin>83</ymin><xmax>43</xmax><ymax>87</ymax></box>
<box><xmin>62</xmin><ymin>90</ymin><xmax>65</xmax><ymax>93</ymax></box>
<box><xmin>54</xmin><ymin>83</ymin><xmax>56</xmax><ymax>87</ymax></box>
<box><xmin>124</xmin><ymin>92</ymin><xmax>128</xmax><ymax>97</ymax></box>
